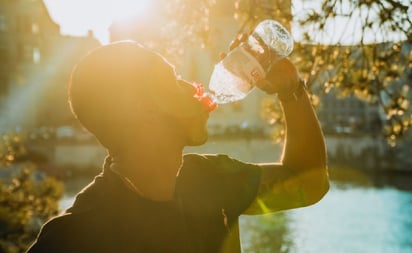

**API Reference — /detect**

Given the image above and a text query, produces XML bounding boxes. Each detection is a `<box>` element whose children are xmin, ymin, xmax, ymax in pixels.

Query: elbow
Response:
<box><xmin>300</xmin><ymin>165</ymin><xmax>330</xmax><ymax>206</ymax></box>
<box><xmin>309</xmin><ymin>176</ymin><xmax>329</xmax><ymax>205</ymax></box>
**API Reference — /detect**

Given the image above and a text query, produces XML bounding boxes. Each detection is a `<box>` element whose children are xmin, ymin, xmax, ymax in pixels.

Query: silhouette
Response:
<box><xmin>26</xmin><ymin>41</ymin><xmax>329</xmax><ymax>253</ymax></box>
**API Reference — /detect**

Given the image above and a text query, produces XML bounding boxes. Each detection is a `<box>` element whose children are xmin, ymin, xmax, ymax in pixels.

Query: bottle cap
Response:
<box><xmin>193</xmin><ymin>83</ymin><xmax>217</xmax><ymax>112</ymax></box>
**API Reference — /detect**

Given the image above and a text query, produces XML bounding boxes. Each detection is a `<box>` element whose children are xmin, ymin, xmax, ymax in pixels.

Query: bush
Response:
<box><xmin>0</xmin><ymin>132</ymin><xmax>63</xmax><ymax>253</ymax></box>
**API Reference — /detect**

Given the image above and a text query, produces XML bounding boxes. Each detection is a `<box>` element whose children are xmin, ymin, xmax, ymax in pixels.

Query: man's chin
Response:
<box><xmin>186</xmin><ymin>133</ymin><xmax>208</xmax><ymax>146</ymax></box>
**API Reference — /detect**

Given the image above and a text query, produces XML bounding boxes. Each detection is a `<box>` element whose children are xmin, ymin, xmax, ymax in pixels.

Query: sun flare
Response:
<box><xmin>107</xmin><ymin>0</ymin><xmax>153</xmax><ymax>23</ymax></box>
<box><xmin>44</xmin><ymin>0</ymin><xmax>154</xmax><ymax>44</ymax></box>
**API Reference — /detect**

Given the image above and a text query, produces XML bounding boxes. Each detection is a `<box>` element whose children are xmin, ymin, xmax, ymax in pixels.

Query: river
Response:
<box><xmin>240</xmin><ymin>182</ymin><xmax>412</xmax><ymax>253</ymax></box>
<box><xmin>288</xmin><ymin>185</ymin><xmax>412</xmax><ymax>253</ymax></box>
<box><xmin>60</xmin><ymin>168</ymin><xmax>412</xmax><ymax>253</ymax></box>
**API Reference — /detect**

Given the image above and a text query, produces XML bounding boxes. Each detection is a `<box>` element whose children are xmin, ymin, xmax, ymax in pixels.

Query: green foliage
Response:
<box><xmin>293</xmin><ymin>41</ymin><xmax>411</xmax><ymax>143</ymax></box>
<box><xmin>232</xmin><ymin>0</ymin><xmax>412</xmax><ymax>144</ymax></box>
<box><xmin>144</xmin><ymin>0</ymin><xmax>412</xmax><ymax>144</ymax></box>
<box><xmin>0</xmin><ymin>133</ymin><xmax>63</xmax><ymax>253</ymax></box>
<box><xmin>294</xmin><ymin>0</ymin><xmax>412</xmax><ymax>144</ymax></box>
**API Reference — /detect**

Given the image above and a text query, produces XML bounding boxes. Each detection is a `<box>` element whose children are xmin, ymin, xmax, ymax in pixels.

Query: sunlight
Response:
<box><xmin>292</xmin><ymin>0</ymin><xmax>409</xmax><ymax>45</ymax></box>
<box><xmin>44</xmin><ymin>0</ymin><xmax>154</xmax><ymax>44</ymax></box>
<box><xmin>109</xmin><ymin>0</ymin><xmax>153</xmax><ymax>23</ymax></box>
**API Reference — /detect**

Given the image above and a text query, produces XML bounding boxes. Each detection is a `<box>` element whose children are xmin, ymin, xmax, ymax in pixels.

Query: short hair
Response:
<box><xmin>68</xmin><ymin>41</ymin><xmax>171</xmax><ymax>149</ymax></box>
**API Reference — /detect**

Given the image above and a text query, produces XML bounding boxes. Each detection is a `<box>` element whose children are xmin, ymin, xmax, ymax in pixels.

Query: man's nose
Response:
<box><xmin>177</xmin><ymin>79</ymin><xmax>216</xmax><ymax>112</ymax></box>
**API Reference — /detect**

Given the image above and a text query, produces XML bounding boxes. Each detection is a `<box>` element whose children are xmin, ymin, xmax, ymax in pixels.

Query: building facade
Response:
<box><xmin>0</xmin><ymin>0</ymin><xmax>100</xmax><ymax>131</ymax></box>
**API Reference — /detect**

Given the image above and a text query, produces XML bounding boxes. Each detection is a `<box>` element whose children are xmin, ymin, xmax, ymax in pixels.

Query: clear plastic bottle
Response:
<box><xmin>208</xmin><ymin>19</ymin><xmax>294</xmax><ymax>104</ymax></box>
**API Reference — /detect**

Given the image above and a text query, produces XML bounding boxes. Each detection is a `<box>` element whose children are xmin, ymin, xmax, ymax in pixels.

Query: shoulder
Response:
<box><xmin>26</xmin><ymin>213</ymin><xmax>86</xmax><ymax>253</ymax></box>
<box><xmin>181</xmin><ymin>153</ymin><xmax>262</xmax><ymax>188</ymax></box>
<box><xmin>182</xmin><ymin>153</ymin><xmax>261</xmax><ymax>174</ymax></box>
<box><xmin>27</xmin><ymin>174</ymin><xmax>118</xmax><ymax>253</ymax></box>
<box><xmin>178</xmin><ymin>153</ymin><xmax>262</xmax><ymax>216</ymax></box>
<box><xmin>27</xmin><ymin>209</ymin><xmax>112</xmax><ymax>253</ymax></box>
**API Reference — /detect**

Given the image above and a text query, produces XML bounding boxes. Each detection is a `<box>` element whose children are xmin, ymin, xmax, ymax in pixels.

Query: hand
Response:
<box><xmin>220</xmin><ymin>33</ymin><xmax>301</xmax><ymax>96</ymax></box>
<box><xmin>256</xmin><ymin>58</ymin><xmax>301</xmax><ymax>96</ymax></box>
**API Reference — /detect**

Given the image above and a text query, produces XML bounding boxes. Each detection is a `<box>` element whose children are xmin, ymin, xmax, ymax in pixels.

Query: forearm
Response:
<box><xmin>275</xmin><ymin>84</ymin><xmax>330</xmax><ymax>206</ymax></box>
<box><xmin>280</xmin><ymin>85</ymin><xmax>327</xmax><ymax>171</ymax></box>
<box><xmin>248</xmin><ymin>59</ymin><xmax>329</xmax><ymax>214</ymax></box>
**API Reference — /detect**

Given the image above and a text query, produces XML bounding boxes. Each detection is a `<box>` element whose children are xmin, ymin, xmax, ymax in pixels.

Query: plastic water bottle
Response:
<box><xmin>208</xmin><ymin>20</ymin><xmax>294</xmax><ymax>104</ymax></box>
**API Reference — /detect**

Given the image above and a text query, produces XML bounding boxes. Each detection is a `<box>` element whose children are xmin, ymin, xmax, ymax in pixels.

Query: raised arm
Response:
<box><xmin>245</xmin><ymin>59</ymin><xmax>329</xmax><ymax>215</ymax></box>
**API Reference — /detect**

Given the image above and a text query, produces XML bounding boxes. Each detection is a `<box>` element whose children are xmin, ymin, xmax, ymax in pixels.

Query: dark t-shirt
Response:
<box><xmin>26</xmin><ymin>153</ymin><xmax>261</xmax><ymax>253</ymax></box>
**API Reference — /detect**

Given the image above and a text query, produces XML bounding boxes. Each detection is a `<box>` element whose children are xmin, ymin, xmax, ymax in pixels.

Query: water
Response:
<box><xmin>240</xmin><ymin>182</ymin><xmax>412</xmax><ymax>253</ymax></box>
<box><xmin>287</xmin><ymin>184</ymin><xmax>412</xmax><ymax>253</ymax></box>
<box><xmin>208</xmin><ymin>61</ymin><xmax>253</xmax><ymax>104</ymax></box>
<box><xmin>61</xmin><ymin>176</ymin><xmax>412</xmax><ymax>253</ymax></box>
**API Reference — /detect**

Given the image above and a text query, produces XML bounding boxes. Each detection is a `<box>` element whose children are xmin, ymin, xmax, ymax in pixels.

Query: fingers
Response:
<box><xmin>256</xmin><ymin>79</ymin><xmax>276</xmax><ymax>94</ymax></box>
<box><xmin>219</xmin><ymin>52</ymin><xmax>227</xmax><ymax>60</ymax></box>
<box><xmin>267</xmin><ymin>58</ymin><xmax>297</xmax><ymax>79</ymax></box>
<box><xmin>229</xmin><ymin>33</ymin><xmax>248</xmax><ymax>51</ymax></box>
<box><xmin>257</xmin><ymin>58</ymin><xmax>300</xmax><ymax>95</ymax></box>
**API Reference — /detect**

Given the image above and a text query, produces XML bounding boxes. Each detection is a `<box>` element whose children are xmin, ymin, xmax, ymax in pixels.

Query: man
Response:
<box><xmin>27</xmin><ymin>40</ymin><xmax>329</xmax><ymax>253</ymax></box>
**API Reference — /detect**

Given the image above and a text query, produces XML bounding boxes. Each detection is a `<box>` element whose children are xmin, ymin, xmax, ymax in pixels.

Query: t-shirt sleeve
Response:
<box><xmin>177</xmin><ymin>153</ymin><xmax>262</xmax><ymax>217</ymax></box>
<box><xmin>26</xmin><ymin>212</ymin><xmax>110</xmax><ymax>253</ymax></box>
<box><xmin>26</xmin><ymin>214</ymin><xmax>77</xmax><ymax>253</ymax></box>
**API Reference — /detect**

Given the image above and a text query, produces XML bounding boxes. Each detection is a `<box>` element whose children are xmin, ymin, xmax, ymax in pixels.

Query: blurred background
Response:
<box><xmin>0</xmin><ymin>0</ymin><xmax>411</xmax><ymax>252</ymax></box>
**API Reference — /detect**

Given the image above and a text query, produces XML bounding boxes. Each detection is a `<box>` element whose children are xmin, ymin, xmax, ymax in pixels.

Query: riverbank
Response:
<box><xmin>60</xmin><ymin>166</ymin><xmax>412</xmax><ymax>198</ymax></box>
<box><xmin>29</xmin><ymin>135</ymin><xmax>412</xmax><ymax>181</ymax></box>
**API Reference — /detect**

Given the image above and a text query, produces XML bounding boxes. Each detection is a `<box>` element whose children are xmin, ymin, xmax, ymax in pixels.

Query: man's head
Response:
<box><xmin>68</xmin><ymin>41</ymin><xmax>210</xmax><ymax>151</ymax></box>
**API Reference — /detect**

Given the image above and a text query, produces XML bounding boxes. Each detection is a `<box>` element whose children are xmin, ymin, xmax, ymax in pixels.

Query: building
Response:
<box><xmin>0</xmin><ymin>0</ymin><xmax>100</xmax><ymax>131</ymax></box>
<box><xmin>315</xmin><ymin>41</ymin><xmax>411</xmax><ymax>136</ymax></box>
<box><xmin>317</xmin><ymin>92</ymin><xmax>382</xmax><ymax>135</ymax></box>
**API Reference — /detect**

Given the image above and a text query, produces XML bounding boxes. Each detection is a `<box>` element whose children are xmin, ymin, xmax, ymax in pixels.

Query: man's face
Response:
<box><xmin>69</xmin><ymin>41</ymin><xmax>212</xmax><ymax>151</ymax></box>
<box><xmin>175</xmin><ymin>79</ymin><xmax>210</xmax><ymax>146</ymax></box>
<box><xmin>151</xmin><ymin>61</ymin><xmax>211</xmax><ymax>146</ymax></box>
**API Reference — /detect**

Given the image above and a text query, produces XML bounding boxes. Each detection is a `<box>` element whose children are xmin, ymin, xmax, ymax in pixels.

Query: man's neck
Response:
<box><xmin>111</xmin><ymin>147</ymin><xmax>183</xmax><ymax>202</ymax></box>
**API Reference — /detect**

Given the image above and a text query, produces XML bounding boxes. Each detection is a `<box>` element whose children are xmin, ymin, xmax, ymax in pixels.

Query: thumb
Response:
<box><xmin>219</xmin><ymin>52</ymin><xmax>227</xmax><ymax>60</ymax></box>
<box><xmin>256</xmin><ymin>79</ymin><xmax>276</xmax><ymax>94</ymax></box>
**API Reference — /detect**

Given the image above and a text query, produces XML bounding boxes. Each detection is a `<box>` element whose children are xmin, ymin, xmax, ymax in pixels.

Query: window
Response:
<box><xmin>0</xmin><ymin>15</ymin><xmax>6</xmax><ymax>31</ymax></box>
<box><xmin>33</xmin><ymin>47</ymin><xmax>41</xmax><ymax>64</ymax></box>
<box><xmin>32</xmin><ymin>22</ymin><xmax>39</xmax><ymax>34</ymax></box>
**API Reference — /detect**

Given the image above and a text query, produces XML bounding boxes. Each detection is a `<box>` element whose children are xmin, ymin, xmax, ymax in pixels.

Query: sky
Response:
<box><xmin>43</xmin><ymin>0</ymin><xmax>409</xmax><ymax>45</ymax></box>
<box><xmin>43</xmin><ymin>0</ymin><xmax>154</xmax><ymax>44</ymax></box>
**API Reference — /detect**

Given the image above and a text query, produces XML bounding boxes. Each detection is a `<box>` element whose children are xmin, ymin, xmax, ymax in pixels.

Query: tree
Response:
<box><xmin>0</xmin><ymin>132</ymin><xmax>63</xmax><ymax>253</ymax></box>
<box><xmin>112</xmin><ymin>0</ymin><xmax>411</xmax><ymax>144</ymax></box>
<box><xmin>290</xmin><ymin>0</ymin><xmax>411</xmax><ymax>145</ymax></box>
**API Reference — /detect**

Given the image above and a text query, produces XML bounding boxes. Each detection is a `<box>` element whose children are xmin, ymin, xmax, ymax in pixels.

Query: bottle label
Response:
<box><xmin>222</xmin><ymin>46</ymin><xmax>266</xmax><ymax>90</ymax></box>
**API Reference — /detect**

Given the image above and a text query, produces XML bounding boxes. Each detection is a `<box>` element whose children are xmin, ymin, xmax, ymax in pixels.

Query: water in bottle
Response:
<box><xmin>208</xmin><ymin>19</ymin><xmax>294</xmax><ymax>104</ymax></box>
